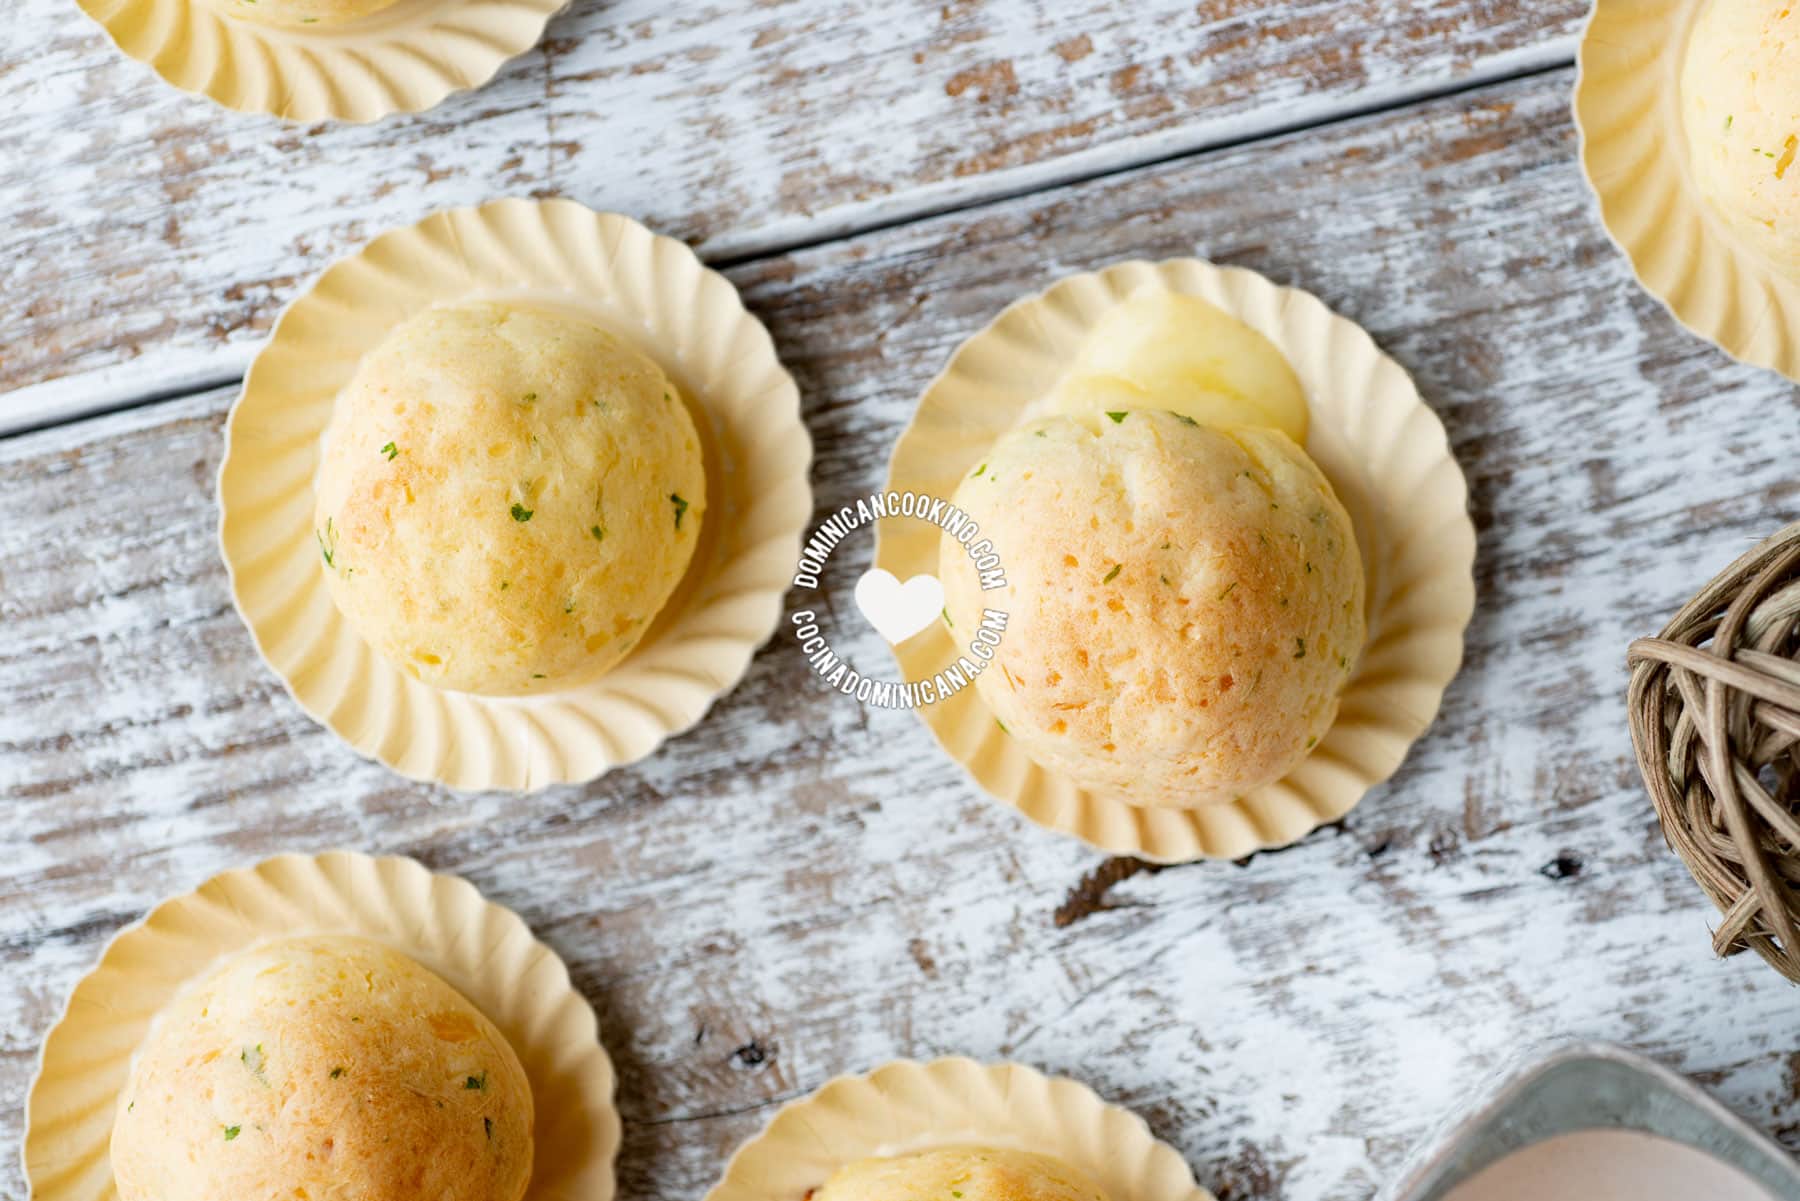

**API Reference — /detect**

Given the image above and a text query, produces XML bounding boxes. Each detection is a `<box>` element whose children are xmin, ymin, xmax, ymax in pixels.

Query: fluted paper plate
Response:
<box><xmin>74</xmin><ymin>0</ymin><xmax>564</xmax><ymax>123</ymax></box>
<box><xmin>219</xmin><ymin>198</ymin><xmax>812</xmax><ymax>792</ymax></box>
<box><xmin>877</xmin><ymin>258</ymin><xmax>1474</xmax><ymax>863</ymax></box>
<box><xmin>707</xmin><ymin>1058</ymin><xmax>1214</xmax><ymax>1201</ymax></box>
<box><xmin>23</xmin><ymin>850</ymin><xmax>619</xmax><ymax>1201</ymax></box>
<box><xmin>1576</xmin><ymin>0</ymin><xmax>1800</xmax><ymax>381</ymax></box>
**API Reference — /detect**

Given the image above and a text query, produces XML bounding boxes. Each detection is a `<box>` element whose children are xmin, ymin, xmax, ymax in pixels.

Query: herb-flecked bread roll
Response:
<box><xmin>110</xmin><ymin>935</ymin><xmax>533</xmax><ymax>1201</ymax></box>
<box><xmin>815</xmin><ymin>1148</ymin><xmax>1112</xmax><ymax>1201</ymax></box>
<box><xmin>1681</xmin><ymin>0</ymin><xmax>1800</xmax><ymax>279</ymax></box>
<box><xmin>940</xmin><ymin>409</ymin><xmax>1363</xmax><ymax>809</ymax></box>
<box><xmin>204</xmin><ymin>0</ymin><xmax>403</xmax><ymax>26</ymax></box>
<box><xmin>314</xmin><ymin>301</ymin><xmax>706</xmax><ymax>695</ymax></box>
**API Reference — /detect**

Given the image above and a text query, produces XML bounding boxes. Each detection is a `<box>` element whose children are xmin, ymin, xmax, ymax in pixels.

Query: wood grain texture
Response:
<box><xmin>4</xmin><ymin>67</ymin><xmax>1800</xmax><ymax>1201</ymax></box>
<box><xmin>0</xmin><ymin>0</ymin><xmax>1586</xmax><ymax>429</ymax></box>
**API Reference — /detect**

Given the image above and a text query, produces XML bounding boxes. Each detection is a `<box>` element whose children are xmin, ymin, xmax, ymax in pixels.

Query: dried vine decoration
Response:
<box><xmin>1627</xmin><ymin>523</ymin><xmax>1800</xmax><ymax>983</ymax></box>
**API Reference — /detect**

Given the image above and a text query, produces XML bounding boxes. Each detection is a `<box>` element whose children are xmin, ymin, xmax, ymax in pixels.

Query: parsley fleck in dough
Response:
<box><xmin>815</xmin><ymin>1148</ymin><xmax>1112</xmax><ymax>1201</ymax></box>
<box><xmin>110</xmin><ymin>936</ymin><xmax>533</xmax><ymax>1201</ymax></box>
<box><xmin>313</xmin><ymin>301</ymin><xmax>705</xmax><ymax>694</ymax></box>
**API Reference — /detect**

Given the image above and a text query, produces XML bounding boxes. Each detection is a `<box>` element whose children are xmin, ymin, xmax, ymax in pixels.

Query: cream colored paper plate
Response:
<box><xmin>877</xmin><ymin>258</ymin><xmax>1474</xmax><ymax>863</ymax></box>
<box><xmin>1576</xmin><ymin>0</ymin><xmax>1800</xmax><ymax>381</ymax></box>
<box><xmin>707</xmin><ymin>1058</ymin><xmax>1214</xmax><ymax>1201</ymax></box>
<box><xmin>219</xmin><ymin>198</ymin><xmax>812</xmax><ymax>791</ymax></box>
<box><xmin>75</xmin><ymin>0</ymin><xmax>563</xmax><ymax>123</ymax></box>
<box><xmin>23</xmin><ymin>850</ymin><xmax>618</xmax><ymax>1201</ymax></box>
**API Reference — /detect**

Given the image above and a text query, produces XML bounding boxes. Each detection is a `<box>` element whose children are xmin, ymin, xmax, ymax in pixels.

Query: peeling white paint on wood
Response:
<box><xmin>1</xmin><ymin>49</ymin><xmax>1797</xmax><ymax>1201</ymax></box>
<box><xmin>0</xmin><ymin>0</ymin><xmax>1584</xmax><ymax>427</ymax></box>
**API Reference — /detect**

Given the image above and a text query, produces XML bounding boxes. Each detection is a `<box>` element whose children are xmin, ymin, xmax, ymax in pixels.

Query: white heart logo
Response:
<box><xmin>854</xmin><ymin>568</ymin><xmax>945</xmax><ymax>646</ymax></box>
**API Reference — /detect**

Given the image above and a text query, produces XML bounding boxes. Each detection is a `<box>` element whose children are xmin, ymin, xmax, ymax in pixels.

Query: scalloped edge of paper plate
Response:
<box><xmin>75</xmin><ymin>0</ymin><xmax>565</xmax><ymax>123</ymax></box>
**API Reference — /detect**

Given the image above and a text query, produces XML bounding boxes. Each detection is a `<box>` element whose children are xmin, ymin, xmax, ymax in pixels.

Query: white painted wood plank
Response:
<box><xmin>0</xmin><ymin>0</ymin><xmax>1583</xmax><ymax>429</ymax></box>
<box><xmin>2</xmin><ymin>70</ymin><xmax>1797</xmax><ymax>1201</ymax></box>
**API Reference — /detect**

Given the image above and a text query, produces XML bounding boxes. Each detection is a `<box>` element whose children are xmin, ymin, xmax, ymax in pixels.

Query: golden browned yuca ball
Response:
<box><xmin>1681</xmin><ymin>0</ymin><xmax>1800</xmax><ymax>278</ymax></box>
<box><xmin>815</xmin><ymin>1148</ymin><xmax>1113</xmax><ymax>1201</ymax></box>
<box><xmin>205</xmin><ymin>0</ymin><xmax>404</xmax><ymax>26</ymax></box>
<box><xmin>940</xmin><ymin>410</ymin><xmax>1364</xmax><ymax>809</ymax></box>
<box><xmin>110</xmin><ymin>936</ymin><xmax>533</xmax><ymax>1201</ymax></box>
<box><xmin>313</xmin><ymin>301</ymin><xmax>706</xmax><ymax>695</ymax></box>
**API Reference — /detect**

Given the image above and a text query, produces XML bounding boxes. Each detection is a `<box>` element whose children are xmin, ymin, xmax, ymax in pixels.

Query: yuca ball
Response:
<box><xmin>940</xmin><ymin>410</ymin><xmax>1364</xmax><ymax>809</ymax></box>
<box><xmin>110</xmin><ymin>936</ymin><xmax>533</xmax><ymax>1201</ymax></box>
<box><xmin>816</xmin><ymin>1148</ymin><xmax>1113</xmax><ymax>1201</ymax></box>
<box><xmin>1681</xmin><ymin>0</ymin><xmax>1800</xmax><ymax>278</ymax></box>
<box><xmin>313</xmin><ymin>301</ymin><xmax>706</xmax><ymax>695</ymax></box>
<box><xmin>206</xmin><ymin>0</ymin><xmax>404</xmax><ymax>27</ymax></box>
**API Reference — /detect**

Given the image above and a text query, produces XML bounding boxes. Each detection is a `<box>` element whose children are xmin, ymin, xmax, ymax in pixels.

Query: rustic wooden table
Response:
<box><xmin>2</xmin><ymin>2</ymin><xmax>1797</xmax><ymax>1198</ymax></box>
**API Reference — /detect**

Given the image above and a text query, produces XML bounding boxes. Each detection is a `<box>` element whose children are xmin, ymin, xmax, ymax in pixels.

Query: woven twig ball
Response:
<box><xmin>1628</xmin><ymin>523</ymin><xmax>1800</xmax><ymax>983</ymax></box>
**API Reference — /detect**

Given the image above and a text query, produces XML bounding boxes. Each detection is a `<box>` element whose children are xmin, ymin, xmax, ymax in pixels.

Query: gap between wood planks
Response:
<box><xmin>2</xmin><ymin>49</ymin><xmax>1576</xmax><ymax>443</ymax></box>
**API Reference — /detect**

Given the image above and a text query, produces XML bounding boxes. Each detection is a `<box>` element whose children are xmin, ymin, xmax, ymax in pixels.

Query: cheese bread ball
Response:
<box><xmin>1681</xmin><ymin>0</ymin><xmax>1800</xmax><ymax>278</ymax></box>
<box><xmin>205</xmin><ymin>0</ymin><xmax>403</xmax><ymax>27</ymax></box>
<box><xmin>314</xmin><ymin>301</ymin><xmax>706</xmax><ymax>695</ymax></box>
<box><xmin>815</xmin><ymin>1148</ymin><xmax>1112</xmax><ymax>1201</ymax></box>
<box><xmin>1047</xmin><ymin>294</ymin><xmax>1309</xmax><ymax>445</ymax></box>
<box><xmin>110</xmin><ymin>936</ymin><xmax>533</xmax><ymax>1201</ymax></box>
<box><xmin>941</xmin><ymin>410</ymin><xmax>1363</xmax><ymax>809</ymax></box>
